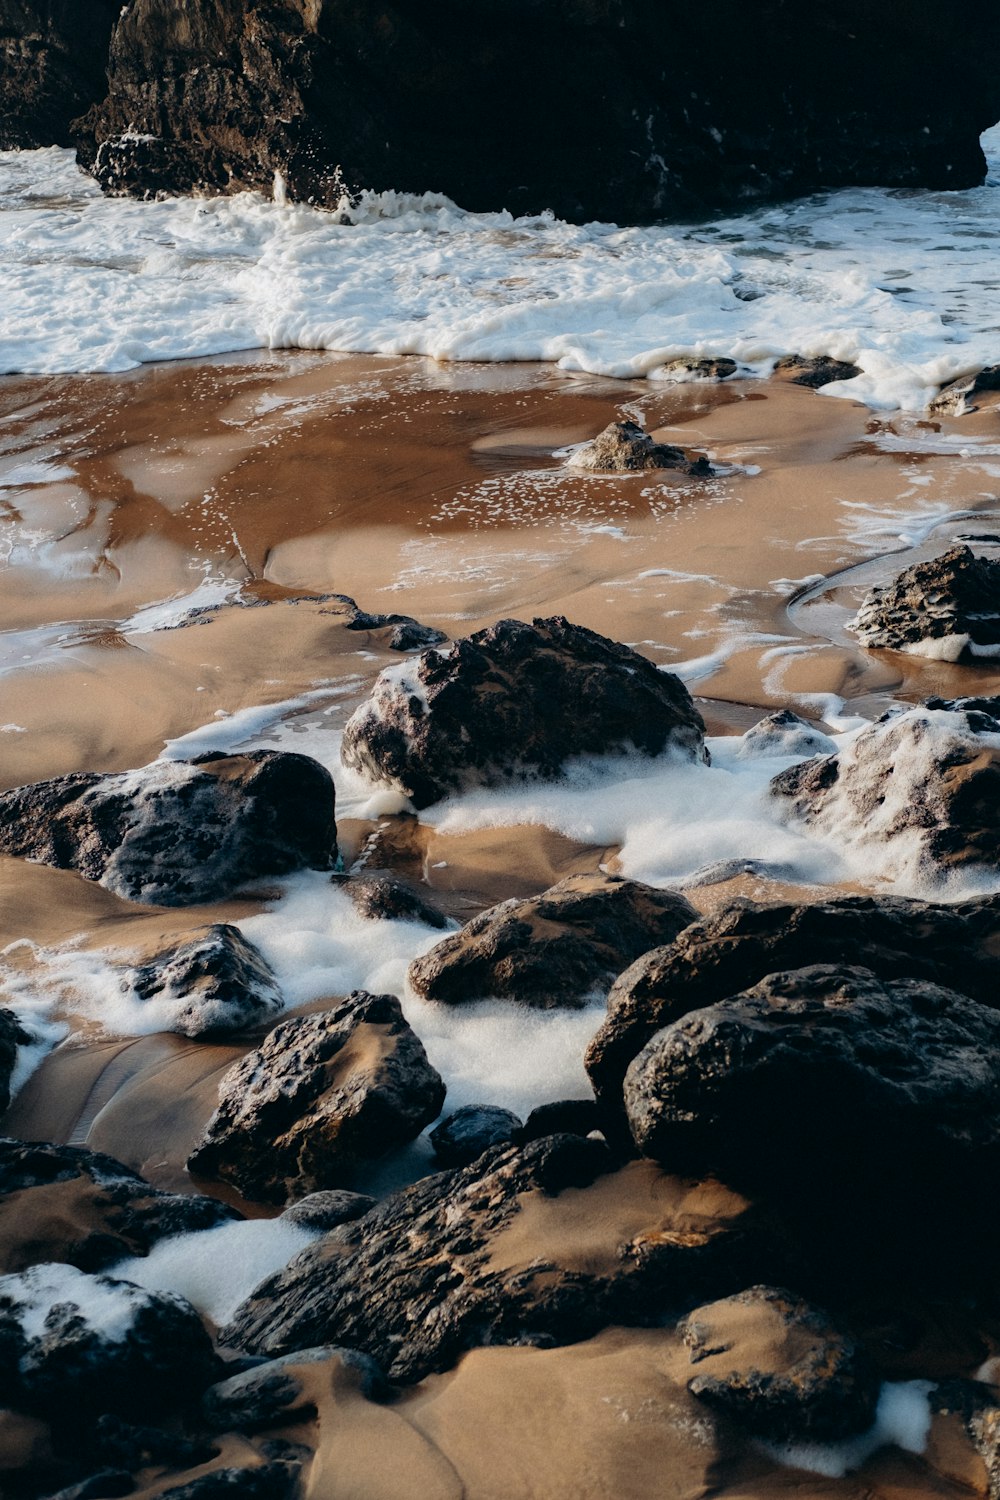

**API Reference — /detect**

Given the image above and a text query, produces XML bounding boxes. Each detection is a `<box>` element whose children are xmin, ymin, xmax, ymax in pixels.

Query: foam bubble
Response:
<box><xmin>763</xmin><ymin>1380</ymin><xmax>933</xmax><ymax>1478</ymax></box>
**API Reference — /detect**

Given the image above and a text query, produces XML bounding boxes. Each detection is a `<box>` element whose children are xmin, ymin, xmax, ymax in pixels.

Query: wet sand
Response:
<box><xmin>5</xmin><ymin>352</ymin><xmax>1000</xmax><ymax>1496</ymax></box>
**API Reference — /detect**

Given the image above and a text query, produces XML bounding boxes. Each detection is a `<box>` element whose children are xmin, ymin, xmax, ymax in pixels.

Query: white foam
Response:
<box><xmin>120</xmin><ymin>575</ymin><xmax>244</xmax><ymax>635</ymax></box>
<box><xmin>763</xmin><ymin>1380</ymin><xmax>933</xmax><ymax>1478</ymax></box>
<box><xmin>901</xmin><ymin>633</ymin><xmax>970</xmax><ymax>662</ymax></box>
<box><xmin>2</xmin><ymin>129</ymin><xmax>1000</xmax><ymax>408</ymax></box>
<box><xmin>0</xmin><ymin>1262</ymin><xmax>161</xmax><ymax>1345</ymax></box>
<box><xmin>109</xmin><ymin>1217</ymin><xmax>321</xmax><ymax>1327</ymax></box>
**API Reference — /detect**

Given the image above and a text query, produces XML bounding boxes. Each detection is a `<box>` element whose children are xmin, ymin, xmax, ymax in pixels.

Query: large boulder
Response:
<box><xmin>221</xmin><ymin>1135</ymin><xmax>764</xmax><ymax>1381</ymax></box>
<box><xmin>680</xmin><ymin>1285</ymin><xmax>879</xmax><ymax>1440</ymax></box>
<box><xmin>0</xmin><ymin>750</ymin><xmax>337</xmax><ymax>906</ymax></box>
<box><xmin>187</xmin><ymin>992</ymin><xmax>446</xmax><ymax>1204</ymax></box>
<box><xmin>408</xmin><ymin>873</ymin><xmax>697</xmax><ymax>1009</ymax></box>
<box><xmin>0</xmin><ymin>1262</ymin><xmax>216</xmax><ymax>1419</ymax></box>
<box><xmin>624</xmin><ymin>964</ymin><xmax>1000</xmax><ymax>1220</ymax></box>
<box><xmin>769</xmin><ymin>705</ymin><xmax>1000</xmax><ymax>876</ymax></box>
<box><xmin>0</xmin><ymin>1139</ymin><xmax>239</xmax><ymax>1275</ymax></box>
<box><xmin>341</xmin><ymin>616</ymin><xmax>707</xmax><ymax>809</ymax></box>
<box><xmin>0</xmin><ymin>0</ymin><xmax>120</xmax><ymax>148</ymax></box>
<box><xmin>123</xmin><ymin>924</ymin><xmax>283</xmax><ymax>1037</ymax></box>
<box><xmin>849</xmin><ymin>546</ymin><xmax>1000</xmax><ymax>659</ymax></box>
<box><xmin>585</xmin><ymin>891</ymin><xmax>1000</xmax><ymax>1117</ymax></box>
<box><xmin>70</xmin><ymin>1</ymin><xmax>1000</xmax><ymax>221</ymax></box>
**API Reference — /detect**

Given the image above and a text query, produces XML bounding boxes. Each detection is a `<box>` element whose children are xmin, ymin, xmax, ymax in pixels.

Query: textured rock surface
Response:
<box><xmin>409</xmin><ymin>873</ymin><xmax>697</xmax><ymax>1009</ymax></box>
<box><xmin>0</xmin><ymin>0</ymin><xmax>120</xmax><ymax>148</ymax></box>
<box><xmin>341</xmin><ymin>616</ymin><xmax>707</xmax><ymax>808</ymax></box>
<box><xmin>850</xmin><ymin>545</ymin><xmax>1000</xmax><ymax>656</ymax></box>
<box><xmin>0</xmin><ymin>1138</ymin><xmax>238</xmax><ymax>1275</ymax></box>
<box><xmin>625</xmin><ymin>964</ymin><xmax>1000</xmax><ymax>1206</ymax></box>
<box><xmin>0</xmin><ymin>1262</ymin><xmax>215</xmax><ymax>1418</ymax></box>
<box><xmin>429</xmin><ymin>1105</ymin><xmax>523</xmax><ymax>1167</ymax></box>
<box><xmin>0</xmin><ymin>1009</ymin><xmax>29</xmax><ymax>1115</ymax></box>
<box><xmin>70</xmin><ymin>2</ymin><xmax>1000</xmax><ymax>221</ymax></box>
<box><xmin>281</xmin><ymin>1189</ymin><xmax>375</xmax><ymax>1232</ymax></box>
<box><xmin>126</xmin><ymin>924</ymin><xmax>283</xmax><ymax>1037</ymax></box>
<box><xmin>221</xmin><ymin>1136</ymin><xmax>763</xmax><ymax>1381</ymax></box>
<box><xmin>202</xmin><ymin>1346</ymin><xmax>387</xmax><ymax>1433</ymax></box>
<box><xmin>769</xmin><ymin>705</ymin><xmax>1000</xmax><ymax>874</ymax></box>
<box><xmin>772</xmin><ymin>355</ymin><xmax>862</xmax><ymax>388</ymax></box>
<box><xmin>188</xmin><ymin>992</ymin><xmax>446</xmax><ymax>1204</ymax></box>
<box><xmin>586</xmin><ymin>890</ymin><xmax>1000</xmax><ymax>1117</ymax></box>
<box><xmin>567</xmin><ymin>421</ymin><xmax>711</xmax><ymax>475</ymax></box>
<box><xmin>0</xmin><ymin>751</ymin><xmax>337</xmax><ymax>906</ymax></box>
<box><xmin>735</xmin><ymin>710</ymin><xmax>835</xmax><ymax>761</ymax></box>
<box><xmin>681</xmin><ymin>1286</ymin><xmax>879</xmax><ymax>1440</ymax></box>
<box><xmin>341</xmin><ymin>872</ymin><xmax>449</xmax><ymax>928</ymax></box>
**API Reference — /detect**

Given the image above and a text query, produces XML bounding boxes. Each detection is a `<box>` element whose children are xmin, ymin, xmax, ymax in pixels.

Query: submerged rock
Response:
<box><xmin>680</xmin><ymin>1286</ymin><xmax>879</xmax><ymax>1440</ymax></box>
<box><xmin>773</xmin><ymin>355</ymin><xmax>862</xmax><ymax>388</ymax></box>
<box><xmin>735</xmin><ymin>709</ymin><xmax>836</xmax><ymax>760</ymax></box>
<box><xmin>655</xmin><ymin>358</ymin><xmax>738</xmax><ymax>382</ymax></box>
<box><xmin>0</xmin><ymin>1262</ymin><xmax>215</xmax><ymax>1418</ymax></box>
<box><xmin>586</xmin><ymin>890</ymin><xmax>1000</xmax><ymax>1118</ymax></box>
<box><xmin>341</xmin><ymin>615</ymin><xmax>707</xmax><ymax>809</ymax></box>
<box><xmin>188</xmin><ymin>993</ymin><xmax>446</xmax><ymax>1204</ymax></box>
<box><xmin>624</xmin><ymin>964</ymin><xmax>1000</xmax><ymax>1206</ymax></box>
<box><xmin>408</xmin><ymin>873</ymin><xmax>697</xmax><ymax>1009</ymax></box>
<box><xmin>429</xmin><ymin>1105</ymin><xmax>523</xmax><ymax>1167</ymax></box>
<box><xmin>125</xmin><ymin>924</ymin><xmax>283</xmax><ymax>1038</ymax></box>
<box><xmin>0</xmin><ymin>1010</ymin><xmax>30</xmax><ymax>1115</ymax></box>
<box><xmin>281</xmin><ymin>1190</ymin><xmax>375</xmax><ymax>1232</ymax></box>
<box><xmin>850</xmin><ymin>545</ymin><xmax>1000</xmax><ymax>658</ymax></box>
<box><xmin>0</xmin><ymin>1138</ymin><xmax>238</xmax><ymax>1275</ymax></box>
<box><xmin>567</xmin><ymin>421</ymin><xmax>711</xmax><ymax>475</ymax></box>
<box><xmin>341</xmin><ymin>872</ymin><xmax>449</xmax><ymax>929</ymax></box>
<box><xmin>769</xmin><ymin>705</ymin><xmax>1000</xmax><ymax>875</ymax></box>
<box><xmin>0</xmin><ymin>751</ymin><xmax>337</xmax><ymax>906</ymax></box>
<box><xmin>221</xmin><ymin>1136</ymin><xmax>762</xmax><ymax>1381</ymax></box>
<box><xmin>929</xmin><ymin>366</ymin><xmax>1000</xmax><ymax>416</ymax></box>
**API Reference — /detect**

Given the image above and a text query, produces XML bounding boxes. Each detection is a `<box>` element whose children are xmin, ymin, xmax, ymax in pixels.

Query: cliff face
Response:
<box><xmin>12</xmin><ymin>0</ymin><xmax>1000</xmax><ymax>222</ymax></box>
<box><xmin>0</xmin><ymin>0</ymin><xmax>120</xmax><ymax>149</ymax></box>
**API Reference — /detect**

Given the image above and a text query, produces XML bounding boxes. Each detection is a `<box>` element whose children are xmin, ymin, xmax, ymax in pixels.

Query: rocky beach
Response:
<box><xmin>4</xmin><ymin>4</ymin><xmax>1000</xmax><ymax>1498</ymax></box>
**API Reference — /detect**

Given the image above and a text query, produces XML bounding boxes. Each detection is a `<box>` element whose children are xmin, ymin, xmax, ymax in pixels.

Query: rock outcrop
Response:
<box><xmin>0</xmin><ymin>1262</ymin><xmax>215</xmax><ymax>1419</ymax></box>
<box><xmin>680</xmin><ymin>1286</ymin><xmax>879</xmax><ymax>1440</ymax></box>
<box><xmin>769</xmin><ymin>705</ymin><xmax>1000</xmax><ymax>875</ymax></box>
<box><xmin>0</xmin><ymin>1139</ymin><xmax>238</xmax><ymax>1275</ymax></box>
<box><xmin>124</xmin><ymin>924</ymin><xmax>283</xmax><ymax>1037</ymax></box>
<box><xmin>0</xmin><ymin>0</ymin><xmax>120</xmax><ymax>149</ymax></box>
<box><xmin>567</xmin><ymin>421</ymin><xmax>711</xmax><ymax>475</ymax></box>
<box><xmin>69</xmin><ymin>2</ymin><xmax>1000</xmax><ymax>221</ymax></box>
<box><xmin>585</xmin><ymin>890</ymin><xmax>1000</xmax><ymax>1119</ymax></box>
<box><xmin>188</xmin><ymin>992</ymin><xmax>446</xmax><ymax>1204</ymax></box>
<box><xmin>221</xmin><ymin>1136</ymin><xmax>763</xmax><ymax>1381</ymax></box>
<box><xmin>341</xmin><ymin>616</ymin><xmax>707</xmax><ymax>808</ymax></box>
<box><xmin>408</xmin><ymin>873</ymin><xmax>697</xmax><ymax>1009</ymax></box>
<box><xmin>0</xmin><ymin>750</ymin><xmax>337</xmax><ymax>906</ymax></box>
<box><xmin>850</xmin><ymin>546</ymin><xmax>1000</xmax><ymax>658</ymax></box>
<box><xmin>624</xmin><ymin>964</ymin><xmax>1000</xmax><ymax>1211</ymax></box>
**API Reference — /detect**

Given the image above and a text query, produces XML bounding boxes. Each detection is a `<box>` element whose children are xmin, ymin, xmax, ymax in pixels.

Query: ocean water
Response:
<box><xmin>1</xmin><ymin>131</ymin><xmax>999</xmax><ymax>408</ymax></box>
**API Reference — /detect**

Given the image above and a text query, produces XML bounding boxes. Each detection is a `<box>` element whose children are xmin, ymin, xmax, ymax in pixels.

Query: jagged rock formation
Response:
<box><xmin>68</xmin><ymin>1</ymin><xmax>1000</xmax><ymax>222</ymax></box>
<box><xmin>850</xmin><ymin>546</ymin><xmax>1000</xmax><ymax>658</ymax></box>
<box><xmin>0</xmin><ymin>0</ymin><xmax>120</xmax><ymax>148</ymax></box>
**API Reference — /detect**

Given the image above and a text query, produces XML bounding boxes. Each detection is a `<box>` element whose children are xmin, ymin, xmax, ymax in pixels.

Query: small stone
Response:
<box><xmin>281</xmin><ymin>1191</ymin><xmax>376</xmax><ymax>1232</ymax></box>
<box><xmin>430</xmin><ymin>1106</ymin><xmax>523</xmax><ymax>1167</ymax></box>
<box><xmin>126</xmin><ymin>925</ymin><xmax>282</xmax><ymax>1038</ymax></box>
<box><xmin>568</xmin><ymin>420</ymin><xmax>711</xmax><ymax>474</ymax></box>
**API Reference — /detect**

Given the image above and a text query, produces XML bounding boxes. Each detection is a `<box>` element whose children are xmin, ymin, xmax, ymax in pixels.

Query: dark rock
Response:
<box><xmin>188</xmin><ymin>993</ymin><xmax>446</xmax><ymax>1205</ymax></box>
<box><xmin>655</xmin><ymin>358</ymin><xmax>738</xmax><ymax>381</ymax></box>
<box><xmin>0</xmin><ymin>1263</ymin><xmax>216</xmax><ymax>1420</ymax></box>
<box><xmin>408</xmin><ymin>873</ymin><xmax>696</xmax><ymax>1009</ymax></box>
<box><xmin>343</xmin><ymin>604</ymin><xmax>446</xmax><ymax>652</ymax></box>
<box><xmin>680</xmin><ymin>1286</ymin><xmax>879</xmax><ymax>1440</ymax></box>
<box><xmin>0</xmin><ymin>1138</ymin><xmax>239</xmax><ymax>1275</ymax></box>
<box><xmin>735</xmin><ymin>709</ymin><xmax>835</xmax><ymax>760</ymax></box>
<box><xmin>586</xmin><ymin>890</ymin><xmax>1000</xmax><ymax>1121</ymax></box>
<box><xmin>568</xmin><ymin>421</ymin><xmax>711</xmax><ymax>475</ymax></box>
<box><xmin>220</xmin><ymin>1135</ymin><xmax>764</xmax><ymax>1383</ymax></box>
<box><xmin>341</xmin><ymin>616</ymin><xmax>707</xmax><ymax>809</ymax></box>
<box><xmin>71</xmin><ymin>2</ymin><xmax>1000</xmax><ymax>222</ymax></box>
<box><xmin>850</xmin><ymin>545</ymin><xmax>1000</xmax><ymax>656</ymax></box>
<box><xmin>0</xmin><ymin>751</ymin><xmax>337</xmax><ymax>907</ymax></box>
<box><xmin>518</xmin><ymin>1099</ymin><xmax>603</xmax><ymax>1142</ymax></box>
<box><xmin>769</xmin><ymin>705</ymin><xmax>1000</xmax><ymax>874</ymax></box>
<box><xmin>45</xmin><ymin>1473</ymin><xmax>135</xmax><ymax>1500</ymax></box>
<box><xmin>0</xmin><ymin>1010</ymin><xmax>30</xmax><ymax>1116</ymax></box>
<box><xmin>926</xmin><ymin>694</ymin><xmax>1000</xmax><ymax>726</ymax></box>
<box><xmin>773</xmin><ymin>355</ymin><xmax>863</xmax><ymax>388</ymax></box>
<box><xmin>58</xmin><ymin>1414</ymin><xmax>215</xmax><ymax>1490</ymax></box>
<box><xmin>624</xmin><ymin>963</ymin><xmax>1000</xmax><ymax>1212</ymax></box>
<box><xmin>281</xmin><ymin>1190</ymin><xmax>375</xmax><ymax>1232</ymax></box>
<box><xmin>157</xmin><ymin>1466</ymin><xmax>299</xmax><ymax>1500</ymax></box>
<box><xmin>341</xmin><ymin>873</ymin><xmax>449</xmax><ymax>929</ymax></box>
<box><xmin>0</xmin><ymin>0</ymin><xmax>120</xmax><ymax>149</ymax></box>
<box><xmin>429</xmin><ymin>1105</ymin><xmax>523</xmax><ymax>1167</ymax></box>
<box><xmin>202</xmin><ymin>1346</ymin><xmax>386</xmax><ymax>1432</ymax></box>
<box><xmin>125</xmin><ymin>925</ymin><xmax>283</xmax><ymax>1038</ymax></box>
<box><xmin>930</xmin><ymin>366</ymin><xmax>1000</xmax><ymax>417</ymax></box>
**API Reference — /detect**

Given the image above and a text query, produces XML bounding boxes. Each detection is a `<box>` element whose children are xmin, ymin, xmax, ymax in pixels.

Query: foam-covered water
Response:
<box><xmin>763</xmin><ymin>1380</ymin><xmax>933</xmax><ymax>1478</ymax></box>
<box><xmin>2</xmin><ymin>131</ymin><xmax>1000</xmax><ymax>408</ymax></box>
